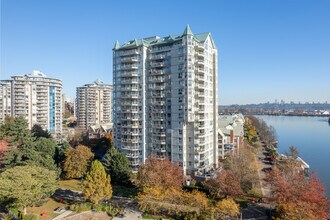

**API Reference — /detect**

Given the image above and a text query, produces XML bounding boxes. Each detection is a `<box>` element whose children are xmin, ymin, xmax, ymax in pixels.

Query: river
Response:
<box><xmin>256</xmin><ymin>115</ymin><xmax>330</xmax><ymax>197</ymax></box>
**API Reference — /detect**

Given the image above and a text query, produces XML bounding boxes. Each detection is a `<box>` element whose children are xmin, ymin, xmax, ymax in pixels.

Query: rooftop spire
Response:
<box><xmin>183</xmin><ymin>24</ymin><xmax>193</xmax><ymax>35</ymax></box>
<box><xmin>114</xmin><ymin>40</ymin><xmax>120</xmax><ymax>49</ymax></box>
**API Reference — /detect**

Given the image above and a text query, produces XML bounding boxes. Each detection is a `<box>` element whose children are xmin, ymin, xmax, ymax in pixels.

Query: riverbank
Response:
<box><xmin>257</xmin><ymin>115</ymin><xmax>330</xmax><ymax>197</ymax></box>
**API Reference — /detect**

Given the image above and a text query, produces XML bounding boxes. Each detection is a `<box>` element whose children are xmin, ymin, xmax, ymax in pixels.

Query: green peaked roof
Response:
<box><xmin>114</xmin><ymin>26</ymin><xmax>217</xmax><ymax>50</ymax></box>
<box><xmin>183</xmin><ymin>24</ymin><xmax>193</xmax><ymax>35</ymax></box>
<box><xmin>114</xmin><ymin>40</ymin><xmax>120</xmax><ymax>49</ymax></box>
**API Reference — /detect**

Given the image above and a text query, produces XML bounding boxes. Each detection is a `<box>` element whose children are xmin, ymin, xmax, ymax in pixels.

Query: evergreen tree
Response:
<box><xmin>0</xmin><ymin>116</ymin><xmax>35</xmax><ymax>147</ymax></box>
<box><xmin>0</xmin><ymin>117</ymin><xmax>58</xmax><ymax>172</ymax></box>
<box><xmin>55</xmin><ymin>141</ymin><xmax>71</xmax><ymax>166</ymax></box>
<box><xmin>82</xmin><ymin>160</ymin><xmax>112</xmax><ymax>204</ymax></box>
<box><xmin>103</xmin><ymin>147</ymin><xmax>131</xmax><ymax>185</ymax></box>
<box><xmin>2</xmin><ymin>137</ymin><xmax>58</xmax><ymax>172</ymax></box>
<box><xmin>0</xmin><ymin>165</ymin><xmax>58</xmax><ymax>214</ymax></box>
<box><xmin>31</xmin><ymin>124</ymin><xmax>51</xmax><ymax>139</ymax></box>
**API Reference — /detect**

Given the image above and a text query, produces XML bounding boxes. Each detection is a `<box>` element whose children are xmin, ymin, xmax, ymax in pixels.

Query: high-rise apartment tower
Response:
<box><xmin>0</xmin><ymin>70</ymin><xmax>62</xmax><ymax>138</ymax></box>
<box><xmin>76</xmin><ymin>79</ymin><xmax>113</xmax><ymax>129</ymax></box>
<box><xmin>113</xmin><ymin>25</ymin><xmax>218</xmax><ymax>176</ymax></box>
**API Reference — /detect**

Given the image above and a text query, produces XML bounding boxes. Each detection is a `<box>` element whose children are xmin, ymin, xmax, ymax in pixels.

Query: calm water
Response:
<box><xmin>257</xmin><ymin>115</ymin><xmax>330</xmax><ymax>197</ymax></box>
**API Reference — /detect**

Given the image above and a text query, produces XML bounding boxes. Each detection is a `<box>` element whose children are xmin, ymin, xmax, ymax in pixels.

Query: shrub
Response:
<box><xmin>105</xmin><ymin>204</ymin><xmax>122</xmax><ymax>217</ymax></box>
<box><xmin>69</xmin><ymin>202</ymin><xmax>92</xmax><ymax>212</ymax></box>
<box><xmin>248</xmin><ymin>187</ymin><xmax>262</xmax><ymax>198</ymax></box>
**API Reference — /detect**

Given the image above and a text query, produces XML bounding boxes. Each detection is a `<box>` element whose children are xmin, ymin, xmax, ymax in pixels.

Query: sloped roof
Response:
<box><xmin>114</xmin><ymin>25</ymin><xmax>216</xmax><ymax>50</ymax></box>
<box><xmin>183</xmin><ymin>24</ymin><xmax>193</xmax><ymax>35</ymax></box>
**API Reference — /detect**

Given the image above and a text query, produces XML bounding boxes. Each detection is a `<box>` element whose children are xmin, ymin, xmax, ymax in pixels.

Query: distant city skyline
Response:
<box><xmin>1</xmin><ymin>0</ymin><xmax>330</xmax><ymax>105</ymax></box>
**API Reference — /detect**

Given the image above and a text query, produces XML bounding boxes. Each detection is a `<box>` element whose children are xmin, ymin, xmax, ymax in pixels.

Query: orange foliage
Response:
<box><xmin>205</xmin><ymin>170</ymin><xmax>243</xmax><ymax>199</ymax></box>
<box><xmin>137</xmin><ymin>156</ymin><xmax>185</xmax><ymax>190</ymax></box>
<box><xmin>267</xmin><ymin>168</ymin><xmax>329</xmax><ymax>219</ymax></box>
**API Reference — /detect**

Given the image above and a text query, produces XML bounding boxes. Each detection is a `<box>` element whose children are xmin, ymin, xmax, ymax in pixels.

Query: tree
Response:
<box><xmin>136</xmin><ymin>156</ymin><xmax>184</xmax><ymax>190</ymax></box>
<box><xmin>205</xmin><ymin>170</ymin><xmax>243</xmax><ymax>199</ymax></box>
<box><xmin>55</xmin><ymin>141</ymin><xmax>71</xmax><ymax>166</ymax></box>
<box><xmin>103</xmin><ymin>147</ymin><xmax>131</xmax><ymax>185</ymax></box>
<box><xmin>267</xmin><ymin>167</ymin><xmax>329</xmax><ymax>219</ymax></box>
<box><xmin>0</xmin><ymin>116</ymin><xmax>35</xmax><ymax>147</ymax></box>
<box><xmin>82</xmin><ymin>160</ymin><xmax>112</xmax><ymax>204</ymax></box>
<box><xmin>63</xmin><ymin>145</ymin><xmax>94</xmax><ymax>179</ymax></box>
<box><xmin>0</xmin><ymin>138</ymin><xmax>9</xmax><ymax>163</ymax></box>
<box><xmin>224</xmin><ymin>143</ymin><xmax>259</xmax><ymax>193</ymax></box>
<box><xmin>68</xmin><ymin>127</ymin><xmax>86</xmax><ymax>146</ymax></box>
<box><xmin>31</xmin><ymin>124</ymin><xmax>51</xmax><ymax>139</ymax></box>
<box><xmin>213</xmin><ymin>198</ymin><xmax>240</xmax><ymax>219</ymax></box>
<box><xmin>0</xmin><ymin>166</ymin><xmax>57</xmax><ymax>214</ymax></box>
<box><xmin>287</xmin><ymin>146</ymin><xmax>299</xmax><ymax>158</ymax></box>
<box><xmin>2</xmin><ymin>137</ymin><xmax>58</xmax><ymax>172</ymax></box>
<box><xmin>137</xmin><ymin>187</ymin><xmax>209</xmax><ymax>217</ymax></box>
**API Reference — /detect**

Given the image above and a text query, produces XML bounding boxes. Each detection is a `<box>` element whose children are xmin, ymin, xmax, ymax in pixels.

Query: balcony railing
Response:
<box><xmin>120</xmin><ymin>50</ymin><xmax>138</xmax><ymax>56</ymax></box>
<box><xmin>120</xmin><ymin>56</ymin><xmax>138</xmax><ymax>63</ymax></box>
<box><xmin>120</xmin><ymin>64</ymin><xmax>139</xmax><ymax>70</ymax></box>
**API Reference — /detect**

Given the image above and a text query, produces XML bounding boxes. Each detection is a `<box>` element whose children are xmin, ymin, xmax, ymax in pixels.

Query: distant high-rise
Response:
<box><xmin>76</xmin><ymin>79</ymin><xmax>113</xmax><ymax>129</ymax></box>
<box><xmin>113</xmin><ymin>25</ymin><xmax>218</xmax><ymax>176</ymax></box>
<box><xmin>0</xmin><ymin>70</ymin><xmax>62</xmax><ymax>138</ymax></box>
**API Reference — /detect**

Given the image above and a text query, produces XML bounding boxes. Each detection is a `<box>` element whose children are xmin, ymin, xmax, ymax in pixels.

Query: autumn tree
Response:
<box><xmin>267</xmin><ymin>167</ymin><xmax>329</xmax><ymax>219</ymax></box>
<box><xmin>135</xmin><ymin>156</ymin><xmax>220</xmax><ymax>219</ymax></box>
<box><xmin>82</xmin><ymin>160</ymin><xmax>112</xmax><ymax>204</ymax></box>
<box><xmin>0</xmin><ymin>138</ymin><xmax>9</xmax><ymax>166</ymax></box>
<box><xmin>212</xmin><ymin>198</ymin><xmax>240</xmax><ymax>219</ymax></box>
<box><xmin>205</xmin><ymin>170</ymin><xmax>243</xmax><ymax>199</ymax></box>
<box><xmin>136</xmin><ymin>156</ymin><xmax>184</xmax><ymax>190</ymax></box>
<box><xmin>63</xmin><ymin>145</ymin><xmax>94</xmax><ymax>179</ymax></box>
<box><xmin>103</xmin><ymin>147</ymin><xmax>131</xmax><ymax>185</ymax></box>
<box><xmin>137</xmin><ymin>187</ymin><xmax>209</xmax><ymax>217</ymax></box>
<box><xmin>0</xmin><ymin>166</ymin><xmax>58</xmax><ymax>214</ymax></box>
<box><xmin>224</xmin><ymin>143</ymin><xmax>259</xmax><ymax>193</ymax></box>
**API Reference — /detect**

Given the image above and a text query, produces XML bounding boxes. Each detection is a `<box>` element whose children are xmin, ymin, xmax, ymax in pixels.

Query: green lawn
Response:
<box><xmin>27</xmin><ymin>198</ymin><xmax>67</xmax><ymax>220</ymax></box>
<box><xmin>59</xmin><ymin>179</ymin><xmax>82</xmax><ymax>191</ymax></box>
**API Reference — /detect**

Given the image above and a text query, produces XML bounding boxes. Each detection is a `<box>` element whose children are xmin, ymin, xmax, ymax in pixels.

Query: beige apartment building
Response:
<box><xmin>0</xmin><ymin>70</ymin><xmax>62</xmax><ymax>138</ymax></box>
<box><xmin>113</xmin><ymin>25</ymin><xmax>218</xmax><ymax>176</ymax></box>
<box><xmin>76</xmin><ymin>79</ymin><xmax>113</xmax><ymax>129</ymax></box>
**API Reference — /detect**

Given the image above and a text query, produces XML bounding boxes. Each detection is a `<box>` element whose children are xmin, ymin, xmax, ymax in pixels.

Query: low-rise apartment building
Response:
<box><xmin>218</xmin><ymin>114</ymin><xmax>245</xmax><ymax>159</ymax></box>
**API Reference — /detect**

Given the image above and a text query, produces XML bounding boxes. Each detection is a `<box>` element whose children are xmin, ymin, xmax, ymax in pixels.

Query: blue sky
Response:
<box><xmin>1</xmin><ymin>0</ymin><xmax>330</xmax><ymax>105</ymax></box>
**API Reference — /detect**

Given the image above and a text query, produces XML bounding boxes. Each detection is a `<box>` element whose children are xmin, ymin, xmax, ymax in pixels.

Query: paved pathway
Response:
<box><xmin>52</xmin><ymin>210</ymin><xmax>73</xmax><ymax>220</ymax></box>
<box><xmin>255</xmin><ymin>143</ymin><xmax>272</xmax><ymax>201</ymax></box>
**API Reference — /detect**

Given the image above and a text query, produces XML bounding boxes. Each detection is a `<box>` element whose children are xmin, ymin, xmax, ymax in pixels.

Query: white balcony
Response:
<box><xmin>195</xmin><ymin>44</ymin><xmax>204</xmax><ymax>50</ymax></box>
<box><xmin>150</xmin><ymin>62</ymin><xmax>165</xmax><ymax>68</ymax></box>
<box><xmin>120</xmin><ymin>71</ymin><xmax>139</xmax><ymax>77</ymax></box>
<box><xmin>120</xmin><ymin>56</ymin><xmax>138</xmax><ymax>63</ymax></box>
<box><xmin>121</xmin><ymin>64</ymin><xmax>139</xmax><ymax>70</ymax></box>
<box><xmin>120</xmin><ymin>50</ymin><xmax>138</xmax><ymax>56</ymax></box>
<box><xmin>149</xmin><ymin>54</ymin><xmax>166</xmax><ymax>60</ymax></box>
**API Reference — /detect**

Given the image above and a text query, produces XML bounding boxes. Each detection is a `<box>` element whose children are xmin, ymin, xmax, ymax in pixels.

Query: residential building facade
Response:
<box><xmin>218</xmin><ymin>114</ymin><xmax>245</xmax><ymax>159</ymax></box>
<box><xmin>76</xmin><ymin>79</ymin><xmax>113</xmax><ymax>130</ymax></box>
<box><xmin>113</xmin><ymin>26</ymin><xmax>218</xmax><ymax>176</ymax></box>
<box><xmin>0</xmin><ymin>70</ymin><xmax>62</xmax><ymax>138</ymax></box>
